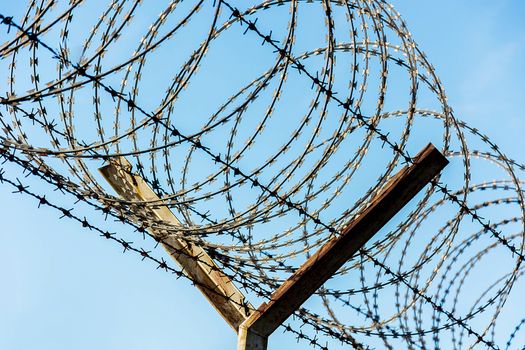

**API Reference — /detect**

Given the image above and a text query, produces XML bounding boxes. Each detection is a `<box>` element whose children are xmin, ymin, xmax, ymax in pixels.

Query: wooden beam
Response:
<box><xmin>238</xmin><ymin>143</ymin><xmax>448</xmax><ymax>349</ymax></box>
<box><xmin>99</xmin><ymin>157</ymin><xmax>252</xmax><ymax>331</ymax></box>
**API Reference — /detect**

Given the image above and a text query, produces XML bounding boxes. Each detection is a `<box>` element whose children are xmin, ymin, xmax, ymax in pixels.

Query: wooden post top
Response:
<box><xmin>99</xmin><ymin>156</ymin><xmax>253</xmax><ymax>331</ymax></box>
<box><xmin>240</xmin><ymin>143</ymin><xmax>448</xmax><ymax>339</ymax></box>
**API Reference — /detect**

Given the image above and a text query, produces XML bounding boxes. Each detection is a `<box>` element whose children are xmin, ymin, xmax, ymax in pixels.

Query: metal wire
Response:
<box><xmin>1</xmin><ymin>1</ymin><xmax>524</xmax><ymax>348</ymax></box>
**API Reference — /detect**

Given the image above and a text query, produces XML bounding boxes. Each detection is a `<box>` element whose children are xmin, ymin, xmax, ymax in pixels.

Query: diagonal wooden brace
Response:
<box><xmin>237</xmin><ymin>143</ymin><xmax>448</xmax><ymax>350</ymax></box>
<box><xmin>99</xmin><ymin>157</ymin><xmax>253</xmax><ymax>331</ymax></box>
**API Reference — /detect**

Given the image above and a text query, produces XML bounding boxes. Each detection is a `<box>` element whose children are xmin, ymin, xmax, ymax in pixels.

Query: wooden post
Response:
<box><xmin>99</xmin><ymin>157</ymin><xmax>252</xmax><ymax>331</ymax></box>
<box><xmin>237</xmin><ymin>143</ymin><xmax>448</xmax><ymax>350</ymax></box>
<box><xmin>98</xmin><ymin>144</ymin><xmax>447</xmax><ymax>349</ymax></box>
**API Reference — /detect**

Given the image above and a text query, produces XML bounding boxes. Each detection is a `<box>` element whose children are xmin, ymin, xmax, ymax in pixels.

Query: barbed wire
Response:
<box><xmin>1</xmin><ymin>1</ymin><xmax>524</xmax><ymax>348</ymax></box>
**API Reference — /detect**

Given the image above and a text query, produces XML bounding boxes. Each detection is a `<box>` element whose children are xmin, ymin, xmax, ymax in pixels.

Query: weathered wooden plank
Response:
<box><xmin>239</xmin><ymin>143</ymin><xmax>448</xmax><ymax>345</ymax></box>
<box><xmin>99</xmin><ymin>157</ymin><xmax>252</xmax><ymax>331</ymax></box>
<box><xmin>237</xmin><ymin>323</ymin><xmax>268</xmax><ymax>350</ymax></box>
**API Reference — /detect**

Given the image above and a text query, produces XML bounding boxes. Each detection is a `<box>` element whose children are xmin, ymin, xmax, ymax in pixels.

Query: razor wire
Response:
<box><xmin>1</xmin><ymin>0</ymin><xmax>524</xmax><ymax>349</ymax></box>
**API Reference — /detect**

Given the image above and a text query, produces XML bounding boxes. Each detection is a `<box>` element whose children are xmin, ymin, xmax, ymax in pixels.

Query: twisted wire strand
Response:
<box><xmin>1</xmin><ymin>1</ymin><xmax>524</xmax><ymax>348</ymax></box>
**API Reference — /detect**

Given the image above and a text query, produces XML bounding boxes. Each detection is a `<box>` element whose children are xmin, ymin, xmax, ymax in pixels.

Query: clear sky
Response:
<box><xmin>1</xmin><ymin>1</ymin><xmax>524</xmax><ymax>349</ymax></box>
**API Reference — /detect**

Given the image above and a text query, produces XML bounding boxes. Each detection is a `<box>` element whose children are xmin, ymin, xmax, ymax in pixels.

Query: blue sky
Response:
<box><xmin>1</xmin><ymin>1</ymin><xmax>524</xmax><ymax>349</ymax></box>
